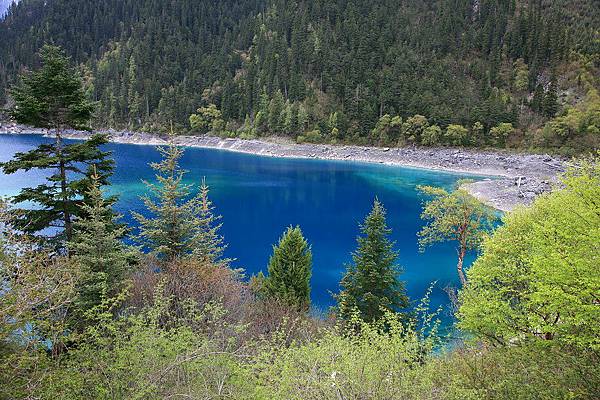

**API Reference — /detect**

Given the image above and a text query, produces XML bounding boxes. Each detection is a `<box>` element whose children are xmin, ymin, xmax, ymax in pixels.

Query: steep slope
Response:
<box><xmin>0</xmin><ymin>0</ymin><xmax>598</xmax><ymax>151</ymax></box>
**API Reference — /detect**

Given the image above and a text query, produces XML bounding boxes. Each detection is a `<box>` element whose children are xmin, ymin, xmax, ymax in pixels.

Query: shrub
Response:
<box><xmin>252</xmin><ymin>311</ymin><xmax>438</xmax><ymax>400</ymax></box>
<box><xmin>444</xmin><ymin>124</ymin><xmax>469</xmax><ymax>146</ymax></box>
<box><xmin>489</xmin><ymin>122</ymin><xmax>514</xmax><ymax>146</ymax></box>
<box><xmin>421</xmin><ymin>124</ymin><xmax>442</xmax><ymax>146</ymax></box>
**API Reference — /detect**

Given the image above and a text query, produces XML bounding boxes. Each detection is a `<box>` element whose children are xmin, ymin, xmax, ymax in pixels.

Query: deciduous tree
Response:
<box><xmin>459</xmin><ymin>156</ymin><xmax>600</xmax><ymax>349</ymax></box>
<box><xmin>417</xmin><ymin>183</ymin><xmax>497</xmax><ymax>287</ymax></box>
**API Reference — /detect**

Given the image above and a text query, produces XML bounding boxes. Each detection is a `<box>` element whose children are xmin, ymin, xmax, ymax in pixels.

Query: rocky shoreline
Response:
<box><xmin>0</xmin><ymin>123</ymin><xmax>567</xmax><ymax>212</ymax></box>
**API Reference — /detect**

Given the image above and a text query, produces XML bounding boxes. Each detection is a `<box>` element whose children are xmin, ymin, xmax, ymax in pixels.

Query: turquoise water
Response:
<box><xmin>0</xmin><ymin>134</ymin><xmax>483</xmax><ymax>324</ymax></box>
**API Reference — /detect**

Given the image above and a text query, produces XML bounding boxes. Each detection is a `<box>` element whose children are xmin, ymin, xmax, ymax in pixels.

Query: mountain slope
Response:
<box><xmin>0</xmin><ymin>0</ymin><xmax>598</xmax><ymax>151</ymax></box>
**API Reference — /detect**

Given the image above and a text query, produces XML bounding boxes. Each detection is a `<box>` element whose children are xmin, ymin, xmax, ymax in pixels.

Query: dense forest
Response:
<box><xmin>0</xmin><ymin>9</ymin><xmax>599</xmax><ymax>399</ymax></box>
<box><xmin>1</xmin><ymin>0</ymin><xmax>599</xmax><ymax>152</ymax></box>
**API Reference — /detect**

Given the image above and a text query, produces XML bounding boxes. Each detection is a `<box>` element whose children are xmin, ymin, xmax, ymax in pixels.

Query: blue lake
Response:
<box><xmin>0</xmin><ymin>134</ymin><xmax>485</xmax><ymax>326</ymax></box>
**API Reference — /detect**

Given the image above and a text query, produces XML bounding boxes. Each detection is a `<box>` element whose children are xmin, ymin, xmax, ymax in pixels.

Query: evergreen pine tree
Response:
<box><xmin>531</xmin><ymin>83</ymin><xmax>544</xmax><ymax>112</ymax></box>
<box><xmin>0</xmin><ymin>45</ymin><xmax>112</xmax><ymax>243</ymax></box>
<box><xmin>262</xmin><ymin>226</ymin><xmax>313</xmax><ymax>310</ymax></box>
<box><xmin>192</xmin><ymin>177</ymin><xmax>228</xmax><ymax>267</ymax></box>
<box><xmin>542</xmin><ymin>80</ymin><xmax>559</xmax><ymax>117</ymax></box>
<box><xmin>133</xmin><ymin>139</ymin><xmax>226</xmax><ymax>263</ymax></box>
<box><xmin>336</xmin><ymin>199</ymin><xmax>409</xmax><ymax>323</ymax></box>
<box><xmin>70</xmin><ymin>172</ymin><xmax>135</xmax><ymax>323</ymax></box>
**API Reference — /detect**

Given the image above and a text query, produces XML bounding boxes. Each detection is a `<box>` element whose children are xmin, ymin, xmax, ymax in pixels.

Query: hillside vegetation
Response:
<box><xmin>0</xmin><ymin>0</ymin><xmax>599</xmax><ymax>153</ymax></box>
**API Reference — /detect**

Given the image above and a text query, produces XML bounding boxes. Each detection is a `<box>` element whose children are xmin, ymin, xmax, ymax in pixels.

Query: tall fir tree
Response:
<box><xmin>133</xmin><ymin>139</ymin><xmax>226</xmax><ymax>263</ymax></box>
<box><xmin>192</xmin><ymin>177</ymin><xmax>228</xmax><ymax>267</ymax></box>
<box><xmin>9</xmin><ymin>44</ymin><xmax>95</xmax><ymax>132</ymax></box>
<box><xmin>69</xmin><ymin>172</ymin><xmax>136</xmax><ymax>326</ymax></box>
<box><xmin>261</xmin><ymin>226</ymin><xmax>313</xmax><ymax>310</ymax></box>
<box><xmin>542</xmin><ymin>80</ymin><xmax>559</xmax><ymax>117</ymax></box>
<box><xmin>0</xmin><ymin>45</ymin><xmax>112</xmax><ymax>243</ymax></box>
<box><xmin>337</xmin><ymin>199</ymin><xmax>409</xmax><ymax>324</ymax></box>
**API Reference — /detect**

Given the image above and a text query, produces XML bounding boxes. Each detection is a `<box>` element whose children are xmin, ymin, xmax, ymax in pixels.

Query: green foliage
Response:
<box><xmin>262</xmin><ymin>226</ymin><xmax>313</xmax><ymax>310</ymax></box>
<box><xmin>444</xmin><ymin>124</ymin><xmax>469</xmax><ymax>146</ymax></box>
<box><xmin>401</xmin><ymin>114</ymin><xmax>429</xmax><ymax>144</ymax></box>
<box><xmin>133</xmin><ymin>140</ymin><xmax>227</xmax><ymax>262</ymax></box>
<box><xmin>253</xmin><ymin>310</ymin><xmax>437</xmax><ymax>399</ymax></box>
<box><xmin>0</xmin><ymin>133</ymin><xmax>113</xmax><ymax>242</ymax></box>
<box><xmin>459</xmin><ymin>156</ymin><xmax>600</xmax><ymax>349</ymax></box>
<box><xmin>414</xmin><ymin>343</ymin><xmax>600</xmax><ymax>400</ymax></box>
<box><xmin>2</xmin><ymin>0</ymin><xmax>595</xmax><ymax>150</ymax></box>
<box><xmin>537</xmin><ymin>88</ymin><xmax>600</xmax><ymax>151</ymax></box>
<box><xmin>2</xmin><ymin>152</ymin><xmax>599</xmax><ymax>399</ymax></box>
<box><xmin>418</xmin><ymin>184</ymin><xmax>497</xmax><ymax>287</ymax></box>
<box><xmin>337</xmin><ymin>199</ymin><xmax>409</xmax><ymax>324</ymax></box>
<box><xmin>69</xmin><ymin>173</ymin><xmax>137</xmax><ymax>327</ymax></box>
<box><xmin>41</xmin><ymin>289</ymin><xmax>254</xmax><ymax>399</ymax></box>
<box><xmin>513</xmin><ymin>58</ymin><xmax>529</xmax><ymax>93</ymax></box>
<box><xmin>189</xmin><ymin>103</ymin><xmax>225</xmax><ymax>134</ymax></box>
<box><xmin>542</xmin><ymin>80</ymin><xmax>559</xmax><ymax>118</ymax></box>
<box><xmin>0</xmin><ymin>45</ymin><xmax>113</xmax><ymax>243</ymax></box>
<box><xmin>489</xmin><ymin>122</ymin><xmax>515</xmax><ymax>146</ymax></box>
<box><xmin>0</xmin><ymin>201</ymin><xmax>81</xmax><ymax>396</ymax></box>
<box><xmin>192</xmin><ymin>178</ymin><xmax>228</xmax><ymax>266</ymax></box>
<box><xmin>9</xmin><ymin>44</ymin><xmax>94</xmax><ymax>131</ymax></box>
<box><xmin>421</xmin><ymin>124</ymin><xmax>442</xmax><ymax>146</ymax></box>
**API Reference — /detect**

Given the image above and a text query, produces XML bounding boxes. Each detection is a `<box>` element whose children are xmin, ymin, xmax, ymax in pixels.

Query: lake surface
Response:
<box><xmin>0</xmin><ymin>134</ymin><xmax>483</xmax><ymax>326</ymax></box>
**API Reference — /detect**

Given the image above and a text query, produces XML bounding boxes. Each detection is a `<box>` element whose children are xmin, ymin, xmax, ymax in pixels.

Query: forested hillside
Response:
<box><xmin>1</xmin><ymin>0</ymin><xmax>599</xmax><ymax>152</ymax></box>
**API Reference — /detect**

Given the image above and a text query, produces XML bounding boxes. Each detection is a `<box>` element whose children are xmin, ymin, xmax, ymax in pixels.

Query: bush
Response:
<box><xmin>421</xmin><ymin>124</ymin><xmax>442</xmax><ymax>146</ymax></box>
<box><xmin>416</xmin><ymin>344</ymin><xmax>600</xmax><ymax>400</ymax></box>
<box><xmin>489</xmin><ymin>122</ymin><xmax>514</xmax><ymax>146</ymax></box>
<box><xmin>252</xmin><ymin>311</ymin><xmax>438</xmax><ymax>399</ymax></box>
<box><xmin>304</xmin><ymin>129</ymin><xmax>323</xmax><ymax>143</ymax></box>
<box><xmin>43</xmin><ymin>290</ymin><xmax>255</xmax><ymax>399</ymax></box>
<box><xmin>444</xmin><ymin>124</ymin><xmax>469</xmax><ymax>146</ymax></box>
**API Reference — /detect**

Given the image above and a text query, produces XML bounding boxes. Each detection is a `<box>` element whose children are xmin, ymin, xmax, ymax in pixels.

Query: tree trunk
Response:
<box><xmin>56</xmin><ymin>128</ymin><xmax>73</xmax><ymax>242</ymax></box>
<box><xmin>457</xmin><ymin>235</ymin><xmax>468</xmax><ymax>287</ymax></box>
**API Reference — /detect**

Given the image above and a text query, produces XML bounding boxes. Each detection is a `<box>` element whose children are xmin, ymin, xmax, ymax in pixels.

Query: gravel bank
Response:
<box><xmin>0</xmin><ymin>124</ymin><xmax>567</xmax><ymax>212</ymax></box>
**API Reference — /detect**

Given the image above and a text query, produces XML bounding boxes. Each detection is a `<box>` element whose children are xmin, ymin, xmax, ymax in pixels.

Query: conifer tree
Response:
<box><xmin>69</xmin><ymin>172</ymin><xmax>135</xmax><ymax>323</ymax></box>
<box><xmin>262</xmin><ymin>226</ymin><xmax>313</xmax><ymax>310</ymax></box>
<box><xmin>192</xmin><ymin>177</ymin><xmax>228</xmax><ymax>267</ymax></box>
<box><xmin>0</xmin><ymin>45</ymin><xmax>112</xmax><ymax>243</ymax></box>
<box><xmin>337</xmin><ymin>199</ymin><xmax>408</xmax><ymax>323</ymax></box>
<box><xmin>542</xmin><ymin>80</ymin><xmax>559</xmax><ymax>117</ymax></box>
<box><xmin>133</xmin><ymin>139</ymin><xmax>226</xmax><ymax>263</ymax></box>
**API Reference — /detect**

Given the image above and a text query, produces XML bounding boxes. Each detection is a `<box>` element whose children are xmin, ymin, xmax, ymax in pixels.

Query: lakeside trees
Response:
<box><xmin>0</xmin><ymin>45</ymin><xmax>113</xmax><ymax>244</ymax></box>
<box><xmin>0</xmin><ymin>17</ymin><xmax>598</xmax><ymax>395</ymax></box>
<box><xmin>0</xmin><ymin>42</ymin><xmax>596</xmax><ymax>396</ymax></box>
<box><xmin>133</xmin><ymin>140</ymin><xmax>226</xmax><ymax>263</ymax></box>
<box><xmin>336</xmin><ymin>199</ymin><xmax>409</xmax><ymax>324</ymax></box>
<box><xmin>459</xmin><ymin>157</ymin><xmax>600</xmax><ymax>349</ymax></box>
<box><xmin>3</xmin><ymin>157</ymin><xmax>598</xmax><ymax>398</ymax></box>
<box><xmin>1</xmin><ymin>126</ymin><xmax>599</xmax><ymax>398</ymax></box>
<box><xmin>69</xmin><ymin>173</ymin><xmax>136</xmax><ymax>328</ymax></box>
<box><xmin>417</xmin><ymin>183</ymin><xmax>498</xmax><ymax>287</ymax></box>
<box><xmin>257</xmin><ymin>226</ymin><xmax>313</xmax><ymax>310</ymax></box>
